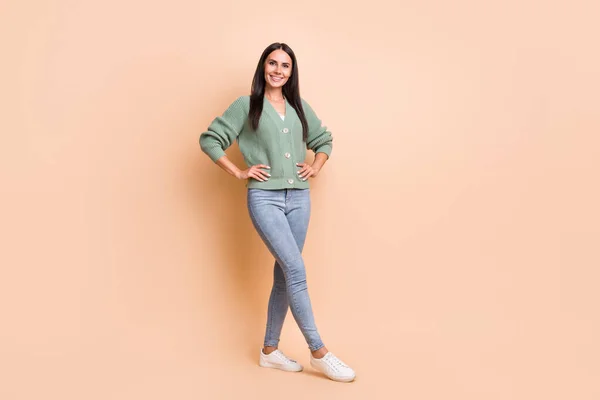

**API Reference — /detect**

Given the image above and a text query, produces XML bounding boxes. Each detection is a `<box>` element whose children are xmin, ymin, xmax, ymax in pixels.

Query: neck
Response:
<box><xmin>265</xmin><ymin>87</ymin><xmax>284</xmax><ymax>101</ymax></box>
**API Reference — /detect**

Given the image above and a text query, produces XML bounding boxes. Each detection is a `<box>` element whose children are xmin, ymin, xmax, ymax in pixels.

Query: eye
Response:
<box><xmin>269</xmin><ymin>61</ymin><xmax>276</xmax><ymax>65</ymax></box>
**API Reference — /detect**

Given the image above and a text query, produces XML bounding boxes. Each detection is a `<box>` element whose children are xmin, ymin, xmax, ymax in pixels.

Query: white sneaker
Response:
<box><xmin>259</xmin><ymin>349</ymin><xmax>303</xmax><ymax>372</ymax></box>
<box><xmin>310</xmin><ymin>352</ymin><xmax>356</xmax><ymax>382</ymax></box>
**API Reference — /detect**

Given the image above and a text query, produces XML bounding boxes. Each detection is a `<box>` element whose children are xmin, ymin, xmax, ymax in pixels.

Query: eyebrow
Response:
<box><xmin>268</xmin><ymin>58</ymin><xmax>291</xmax><ymax>65</ymax></box>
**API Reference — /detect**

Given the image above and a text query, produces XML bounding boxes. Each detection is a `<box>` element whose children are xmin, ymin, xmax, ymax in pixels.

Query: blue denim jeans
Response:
<box><xmin>247</xmin><ymin>188</ymin><xmax>325</xmax><ymax>352</ymax></box>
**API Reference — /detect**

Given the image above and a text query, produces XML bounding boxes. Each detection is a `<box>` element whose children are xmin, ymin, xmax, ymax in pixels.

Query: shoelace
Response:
<box><xmin>325</xmin><ymin>353</ymin><xmax>349</xmax><ymax>370</ymax></box>
<box><xmin>273</xmin><ymin>350</ymin><xmax>297</xmax><ymax>364</ymax></box>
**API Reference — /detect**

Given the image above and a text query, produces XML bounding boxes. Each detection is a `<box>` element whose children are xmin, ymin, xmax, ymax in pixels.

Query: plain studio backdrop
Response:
<box><xmin>1</xmin><ymin>1</ymin><xmax>599</xmax><ymax>399</ymax></box>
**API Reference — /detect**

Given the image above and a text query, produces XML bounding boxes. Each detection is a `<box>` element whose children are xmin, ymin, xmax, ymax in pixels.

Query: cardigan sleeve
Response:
<box><xmin>199</xmin><ymin>96</ymin><xmax>248</xmax><ymax>162</ymax></box>
<box><xmin>302</xmin><ymin>99</ymin><xmax>333</xmax><ymax>158</ymax></box>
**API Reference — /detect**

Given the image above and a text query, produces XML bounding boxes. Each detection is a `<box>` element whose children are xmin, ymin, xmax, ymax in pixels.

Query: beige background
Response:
<box><xmin>1</xmin><ymin>0</ymin><xmax>599</xmax><ymax>399</ymax></box>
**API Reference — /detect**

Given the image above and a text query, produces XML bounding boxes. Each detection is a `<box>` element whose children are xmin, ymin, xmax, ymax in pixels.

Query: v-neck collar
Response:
<box><xmin>263</xmin><ymin>96</ymin><xmax>291</xmax><ymax>128</ymax></box>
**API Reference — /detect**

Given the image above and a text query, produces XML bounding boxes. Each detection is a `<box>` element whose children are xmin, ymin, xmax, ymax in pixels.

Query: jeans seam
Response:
<box><xmin>265</xmin><ymin>283</ymin><xmax>277</xmax><ymax>346</ymax></box>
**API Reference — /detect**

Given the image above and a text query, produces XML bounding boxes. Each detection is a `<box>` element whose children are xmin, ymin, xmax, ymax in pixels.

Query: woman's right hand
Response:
<box><xmin>236</xmin><ymin>164</ymin><xmax>271</xmax><ymax>181</ymax></box>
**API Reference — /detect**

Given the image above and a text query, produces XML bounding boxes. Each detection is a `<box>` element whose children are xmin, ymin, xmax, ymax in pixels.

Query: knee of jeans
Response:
<box><xmin>286</xmin><ymin>267</ymin><xmax>307</xmax><ymax>288</ymax></box>
<box><xmin>289</xmin><ymin>278</ymin><xmax>307</xmax><ymax>294</ymax></box>
<box><xmin>285</xmin><ymin>257</ymin><xmax>305</xmax><ymax>275</ymax></box>
<box><xmin>273</xmin><ymin>278</ymin><xmax>286</xmax><ymax>290</ymax></box>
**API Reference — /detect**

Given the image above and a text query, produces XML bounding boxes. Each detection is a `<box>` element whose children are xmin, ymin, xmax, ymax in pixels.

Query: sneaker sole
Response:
<box><xmin>310</xmin><ymin>360</ymin><xmax>356</xmax><ymax>382</ymax></box>
<box><xmin>259</xmin><ymin>359</ymin><xmax>303</xmax><ymax>372</ymax></box>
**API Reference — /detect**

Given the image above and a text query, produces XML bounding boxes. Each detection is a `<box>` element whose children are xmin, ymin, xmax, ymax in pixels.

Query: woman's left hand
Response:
<box><xmin>296</xmin><ymin>163</ymin><xmax>320</xmax><ymax>181</ymax></box>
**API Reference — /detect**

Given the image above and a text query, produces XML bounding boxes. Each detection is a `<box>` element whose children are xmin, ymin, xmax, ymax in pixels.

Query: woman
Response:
<box><xmin>199</xmin><ymin>42</ymin><xmax>356</xmax><ymax>383</ymax></box>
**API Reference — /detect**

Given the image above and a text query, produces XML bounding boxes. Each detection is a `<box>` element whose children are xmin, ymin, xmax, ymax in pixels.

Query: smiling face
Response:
<box><xmin>263</xmin><ymin>49</ymin><xmax>293</xmax><ymax>90</ymax></box>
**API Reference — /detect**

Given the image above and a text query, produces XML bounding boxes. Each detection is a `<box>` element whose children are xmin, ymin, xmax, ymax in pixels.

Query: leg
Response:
<box><xmin>263</xmin><ymin>189</ymin><xmax>313</xmax><ymax>350</ymax></box>
<box><xmin>247</xmin><ymin>189</ymin><xmax>325</xmax><ymax>352</ymax></box>
<box><xmin>263</xmin><ymin>260</ymin><xmax>288</xmax><ymax>349</ymax></box>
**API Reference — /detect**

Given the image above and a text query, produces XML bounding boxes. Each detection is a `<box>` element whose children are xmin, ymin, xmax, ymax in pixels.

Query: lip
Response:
<box><xmin>270</xmin><ymin>75</ymin><xmax>284</xmax><ymax>82</ymax></box>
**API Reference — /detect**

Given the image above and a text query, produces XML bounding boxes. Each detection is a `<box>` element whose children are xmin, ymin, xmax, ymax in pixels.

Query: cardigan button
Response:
<box><xmin>287</xmin><ymin>179</ymin><xmax>294</xmax><ymax>184</ymax></box>
<box><xmin>282</xmin><ymin>128</ymin><xmax>289</xmax><ymax>133</ymax></box>
<box><xmin>284</xmin><ymin>152</ymin><xmax>291</xmax><ymax>158</ymax></box>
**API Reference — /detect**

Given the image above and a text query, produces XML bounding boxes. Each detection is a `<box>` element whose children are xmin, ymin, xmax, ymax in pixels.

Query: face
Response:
<box><xmin>264</xmin><ymin>49</ymin><xmax>292</xmax><ymax>89</ymax></box>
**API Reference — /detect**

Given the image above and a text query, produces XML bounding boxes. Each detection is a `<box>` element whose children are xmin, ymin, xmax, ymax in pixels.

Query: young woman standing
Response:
<box><xmin>199</xmin><ymin>42</ymin><xmax>356</xmax><ymax>383</ymax></box>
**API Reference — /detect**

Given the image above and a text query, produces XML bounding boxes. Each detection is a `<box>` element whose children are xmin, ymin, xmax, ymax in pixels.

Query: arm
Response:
<box><xmin>214</xmin><ymin>155</ymin><xmax>270</xmax><ymax>182</ymax></box>
<box><xmin>311</xmin><ymin>152</ymin><xmax>329</xmax><ymax>173</ymax></box>
<box><xmin>297</xmin><ymin>99</ymin><xmax>333</xmax><ymax>180</ymax></box>
<box><xmin>303</xmin><ymin>99</ymin><xmax>333</xmax><ymax>160</ymax></box>
<box><xmin>214</xmin><ymin>155</ymin><xmax>244</xmax><ymax>179</ymax></box>
<box><xmin>199</xmin><ymin>96</ymin><xmax>270</xmax><ymax>182</ymax></box>
<box><xmin>199</xmin><ymin>96</ymin><xmax>247</xmax><ymax>163</ymax></box>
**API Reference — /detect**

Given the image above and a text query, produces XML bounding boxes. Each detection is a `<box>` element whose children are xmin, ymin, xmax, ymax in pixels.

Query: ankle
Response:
<box><xmin>311</xmin><ymin>346</ymin><xmax>328</xmax><ymax>359</ymax></box>
<box><xmin>263</xmin><ymin>346</ymin><xmax>278</xmax><ymax>355</ymax></box>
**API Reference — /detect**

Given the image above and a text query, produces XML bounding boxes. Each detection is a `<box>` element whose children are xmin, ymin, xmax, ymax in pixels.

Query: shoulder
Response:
<box><xmin>220</xmin><ymin>95</ymin><xmax>250</xmax><ymax>117</ymax></box>
<box><xmin>236</xmin><ymin>94</ymin><xmax>250</xmax><ymax>103</ymax></box>
<box><xmin>300</xmin><ymin>97</ymin><xmax>311</xmax><ymax>109</ymax></box>
<box><xmin>300</xmin><ymin>97</ymin><xmax>319</xmax><ymax>119</ymax></box>
<box><xmin>231</xmin><ymin>95</ymin><xmax>250</xmax><ymax>110</ymax></box>
<box><xmin>301</xmin><ymin>97</ymin><xmax>321</xmax><ymax>113</ymax></box>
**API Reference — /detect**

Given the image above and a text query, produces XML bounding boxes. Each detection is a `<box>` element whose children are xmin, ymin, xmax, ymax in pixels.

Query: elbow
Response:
<box><xmin>199</xmin><ymin>134</ymin><xmax>226</xmax><ymax>162</ymax></box>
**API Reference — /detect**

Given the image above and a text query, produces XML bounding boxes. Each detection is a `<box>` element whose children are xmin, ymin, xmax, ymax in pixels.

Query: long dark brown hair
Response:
<box><xmin>248</xmin><ymin>42</ymin><xmax>309</xmax><ymax>141</ymax></box>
